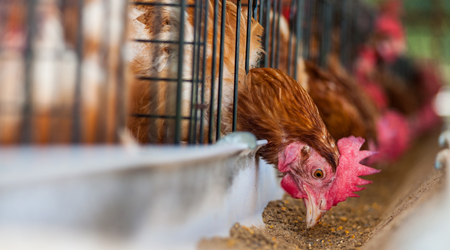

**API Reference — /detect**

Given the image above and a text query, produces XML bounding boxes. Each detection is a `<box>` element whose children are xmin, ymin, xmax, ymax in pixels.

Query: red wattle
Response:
<box><xmin>281</xmin><ymin>174</ymin><xmax>304</xmax><ymax>199</ymax></box>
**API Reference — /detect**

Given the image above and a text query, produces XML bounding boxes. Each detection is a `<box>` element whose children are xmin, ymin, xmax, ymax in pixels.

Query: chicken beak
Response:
<box><xmin>303</xmin><ymin>185</ymin><xmax>327</xmax><ymax>228</ymax></box>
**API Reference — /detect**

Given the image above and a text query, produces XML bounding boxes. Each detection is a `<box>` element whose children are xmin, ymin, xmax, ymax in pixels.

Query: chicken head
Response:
<box><xmin>278</xmin><ymin>136</ymin><xmax>380</xmax><ymax>228</ymax></box>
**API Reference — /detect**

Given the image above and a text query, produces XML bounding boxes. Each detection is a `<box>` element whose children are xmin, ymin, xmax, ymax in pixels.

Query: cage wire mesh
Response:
<box><xmin>0</xmin><ymin>0</ymin><xmax>128</xmax><ymax>144</ymax></box>
<box><xmin>127</xmin><ymin>0</ymin><xmax>374</xmax><ymax>145</ymax></box>
<box><xmin>0</xmin><ymin>0</ymin><xmax>374</xmax><ymax>146</ymax></box>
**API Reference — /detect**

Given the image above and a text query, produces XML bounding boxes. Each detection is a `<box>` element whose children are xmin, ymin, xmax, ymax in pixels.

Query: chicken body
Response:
<box><xmin>231</xmin><ymin>68</ymin><xmax>379</xmax><ymax>228</ymax></box>
<box><xmin>127</xmin><ymin>0</ymin><xmax>263</xmax><ymax>144</ymax></box>
<box><xmin>234</xmin><ymin>67</ymin><xmax>339</xmax><ymax>167</ymax></box>
<box><xmin>306</xmin><ymin>59</ymin><xmax>379</xmax><ymax>148</ymax></box>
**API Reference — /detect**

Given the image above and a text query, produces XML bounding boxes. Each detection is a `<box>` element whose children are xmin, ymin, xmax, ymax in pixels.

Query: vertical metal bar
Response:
<box><xmin>199</xmin><ymin>0</ymin><xmax>209</xmax><ymax>144</ymax></box>
<box><xmin>245</xmin><ymin>0</ymin><xmax>253</xmax><ymax>73</ymax></box>
<box><xmin>348</xmin><ymin>0</ymin><xmax>355</xmax><ymax>68</ymax></box>
<box><xmin>115</xmin><ymin>0</ymin><xmax>129</xmax><ymax>143</ymax></box>
<box><xmin>208</xmin><ymin>0</ymin><xmax>219</xmax><ymax>143</ymax></box>
<box><xmin>97</xmin><ymin>0</ymin><xmax>110</xmax><ymax>143</ymax></box>
<box><xmin>302</xmin><ymin>0</ymin><xmax>308</xmax><ymax>59</ymax></box>
<box><xmin>287</xmin><ymin>0</ymin><xmax>296</xmax><ymax>76</ymax></box>
<box><xmin>232</xmin><ymin>0</ymin><xmax>242</xmax><ymax>132</ymax></box>
<box><xmin>253</xmin><ymin>0</ymin><xmax>258</xmax><ymax>21</ymax></box>
<box><xmin>256</xmin><ymin>0</ymin><xmax>263</xmax><ymax>68</ymax></box>
<box><xmin>319</xmin><ymin>0</ymin><xmax>332</xmax><ymax>67</ymax></box>
<box><xmin>20</xmin><ymin>0</ymin><xmax>38</xmax><ymax>143</ymax></box>
<box><xmin>270</xmin><ymin>0</ymin><xmax>277</xmax><ymax>68</ymax></box>
<box><xmin>345</xmin><ymin>0</ymin><xmax>352</xmax><ymax>69</ymax></box>
<box><xmin>145</xmin><ymin>3</ymin><xmax>163</xmax><ymax>144</ymax></box>
<box><xmin>293</xmin><ymin>0</ymin><xmax>303</xmax><ymax>80</ymax></box>
<box><xmin>351</xmin><ymin>1</ymin><xmax>359</xmax><ymax>64</ymax></box>
<box><xmin>258</xmin><ymin>0</ymin><xmax>264</xmax><ymax>26</ymax></box>
<box><xmin>314</xmin><ymin>0</ymin><xmax>321</xmax><ymax>65</ymax></box>
<box><xmin>303</xmin><ymin>0</ymin><xmax>311</xmax><ymax>59</ymax></box>
<box><xmin>216</xmin><ymin>0</ymin><xmax>226</xmax><ymax>141</ymax></box>
<box><xmin>174</xmin><ymin>0</ymin><xmax>187</xmax><ymax>144</ymax></box>
<box><xmin>275</xmin><ymin>0</ymin><xmax>281</xmax><ymax>69</ymax></box>
<box><xmin>49</xmin><ymin>0</ymin><xmax>64</xmax><ymax>143</ymax></box>
<box><xmin>189</xmin><ymin>0</ymin><xmax>201</xmax><ymax>144</ymax></box>
<box><xmin>72</xmin><ymin>0</ymin><xmax>85</xmax><ymax>143</ymax></box>
<box><xmin>263</xmin><ymin>0</ymin><xmax>270</xmax><ymax>67</ymax></box>
<box><xmin>192</xmin><ymin>0</ymin><xmax>205</xmax><ymax>144</ymax></box>
<box><xmin>308</xmin><ymin>0</ymin><xmax>315</xmax><ymax>60</ymax></box>
<box><xmin>340</xmin><ymin>0</ymin><xmax>348</xmax><ymax>67</ymax></box>
<box><xmin>348</xmin><ymin>0</ymin><xmax>354</xmax><ymax>66</ymax></box>
<box><xmin>317</xmin><ymin>0</ymin><xmax>323</xmax><ymax>66</ymax></box>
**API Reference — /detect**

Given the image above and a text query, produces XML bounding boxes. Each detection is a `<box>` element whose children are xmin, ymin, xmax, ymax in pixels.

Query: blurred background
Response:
<box><xmin>0</xmin><ymin>0</ymin><xmax>449</xmax><ymax>249</ymax></box>
<box><xmin>365</xmin><ymin>0</ymin><xmax>450</xmax><ymax>83</ymax></box>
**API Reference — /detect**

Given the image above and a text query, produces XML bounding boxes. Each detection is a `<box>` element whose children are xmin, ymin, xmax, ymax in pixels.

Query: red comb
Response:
<box><xmin>375</xmin><ymin>15</ymin><xmax>404</xmax><ymax>39</ymax></box>
<box><xmin>327</xmin><ymin>136</ymin><xmax>380</xmax><ymax>208</ymax></box>
<box><xmin>358</xmin><ymin>47</ymin><xmax>377</xmax><ymax>65</ymax></box>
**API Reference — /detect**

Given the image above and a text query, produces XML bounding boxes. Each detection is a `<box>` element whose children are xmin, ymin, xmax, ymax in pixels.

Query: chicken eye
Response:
<box><xmin>313</xmin><ymin>169</ymin><xmax>324</xmax><ymax>179</ymax></box>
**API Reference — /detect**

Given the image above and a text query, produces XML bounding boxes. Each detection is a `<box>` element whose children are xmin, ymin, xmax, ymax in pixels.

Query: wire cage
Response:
<box><xmin>0</xmin><ymin>0</ymin><xmax>375</xmax><ymax>146</ymax></box>
<box><xmin>0</xmin><ymin>0</ymin><xmax>128</xmax><ymax>144</ymax></box>
<box><xmin>127</xmin><ymin>0</ymin><xmax>375</xmax><ymax>145</ymax></box>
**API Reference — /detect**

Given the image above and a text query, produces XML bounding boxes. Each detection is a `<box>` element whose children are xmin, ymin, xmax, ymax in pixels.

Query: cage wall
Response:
<box><xmin>0</xmin><ymin>0</ymin><xmax>128</xmax><ymax>144</ymax></box>
<box><xmin>0</xmin><ymin>0</ymin><xmax>375</xmax><ymax>145</ymax></box>
<box><xmin>126</xmin><ymin>0</ymin><xmax>375</xmax><ymax>145</ymax></box>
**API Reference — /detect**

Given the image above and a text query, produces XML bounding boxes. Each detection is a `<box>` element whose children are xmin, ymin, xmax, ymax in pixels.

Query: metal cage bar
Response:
<box><xmin>270</xmin><ymin>0</ymin><xmax>277</xmax><ymax>68</ymax></box>
<box><xmin>71</xmin><ymin>0</ymin><xmax>85</xmax><ymax>143</ymax></box>
<box><xmin>20</xmin><ymin>0</ymin><xmax>38</xmax><ymax>143</ymax></box>
<box><xmin>319</xmin><ymin>0</ymin><xmax>333</xmax><ymax>67</ymax></box>
<box><xmin>216</xmin><ymin>0</ymin><xmax>227</xmax><ymax>141</ymax></box>
<box><xmin>188</xmin><ymin>0</ymin><xmax>203</xmax><ymax>144</ymax></box>
<box><xmin>303</xmin><ymin>0</ymin><xmax>314</xmax><ymax>59</ymax></box>
<box><xmin>245</xmin><ymin>0</ymin><xmax>253</xmax><ymax>74</ymax></box>
<box><xmin>199</xmin><ymin>0</ymin><xmax>210</xmax><ymax>143</ymax></box>
<box><xmin>275</xmin><ymin>0</ymin><xmax>281</xmax><ymax>69</ymax></box>
<box><xmin>174</xmin><ymin>0</ymin><xmax>187</xmax><ymax>144</ymax></box>
<box><xmin>287</xmin><ymin>0</ymin><xmax>296</xmax><ymax>76</ymax></box>
<box><xmin>208</xmin><ymin>0</ymin><xmax>219</xmax><ymax>144</ymax></box>
<box><xmin>263</xmin><ymin>0</ymin><xmax>270</xmax><ymax>68</ymax></box>
<box><xmin>232</xmin><ymin>0</ymin><xmax>242</xmax><ymax>132</ymax></box>
<box><xmin>114</xmin><ymin>0</ymin><xmax>129</xmax><ymax>143</ymax></box>
<box><xmin>1</xmin><ymin>0</ymin><xmax>379</xmax><ymax>145</ymax></box>
<box><xmin>340</xmin><ymin>0</ymin><xmax>349</xmax><ymax>68</ymax></box>
<box><xmin>294</xmin><ymin>0</ymin><xmax>304</xmax><ymax>80</ymax></box>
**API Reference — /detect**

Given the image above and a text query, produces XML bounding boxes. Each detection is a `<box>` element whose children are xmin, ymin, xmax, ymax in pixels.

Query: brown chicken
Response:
<box><xmin>229</xmin><ymin>68</ymin><xmax>379</xmax><ymax>228</ymax></box>
<box><xmin>305</xmin><ymin>60</ymin><xmax>378</xmax><ymax>148</ymax></box>
<box><xmin>127</xmin><ymin>0</ymin><xmax>264</xmax><ymax>144</ymax></box>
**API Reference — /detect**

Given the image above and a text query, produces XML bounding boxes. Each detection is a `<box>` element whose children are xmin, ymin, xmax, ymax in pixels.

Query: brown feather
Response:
<box><xmin>234</xmin><ymin>68</ymin><xmax>339</xmax><ymax>170</ymax></box>
<box><xmin>372</xmin><ymin>65</ymin><xmax>419</xmax><ymax>115</ymax></box>
<box><xmin>326</xmin><ymin>55</ymin><xmax>379</xmax><ymax>144</ymax></box>
<box><xmin>305</xmin><ymin>60</ymin><xmax>378</xmax><ymax>148</ymax></box>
